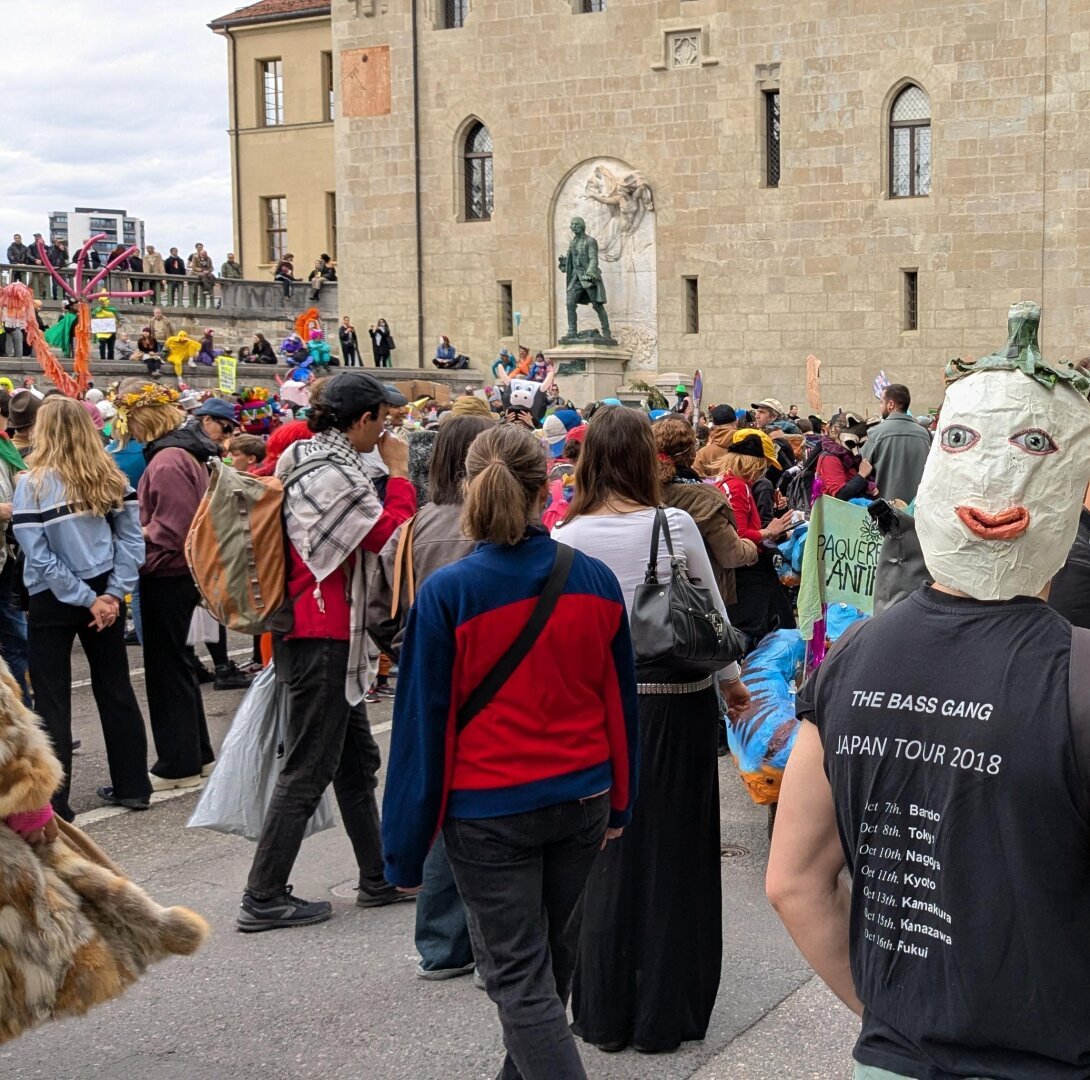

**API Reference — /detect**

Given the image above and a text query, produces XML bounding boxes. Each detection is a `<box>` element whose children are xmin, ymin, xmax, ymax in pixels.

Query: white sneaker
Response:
<box><xmin>148</xmin><ymin>772</ymin><xmax>202</xmax><ymax>792</ymax></box>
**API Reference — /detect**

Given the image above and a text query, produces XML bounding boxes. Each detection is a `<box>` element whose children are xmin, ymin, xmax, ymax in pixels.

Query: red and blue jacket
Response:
<box><xmin>381</xmin><ymin>529</ymin><xmax>639</xmax><ymax>889</ymax></box>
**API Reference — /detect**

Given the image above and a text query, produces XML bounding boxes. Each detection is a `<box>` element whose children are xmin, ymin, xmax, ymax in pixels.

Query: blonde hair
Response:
<box><xmin>115</xmin><ymin>376</ymin><xmax>184</xmax><ymax>447</ymax></box>
<box><xmin>721</xmin><ymin>450</ymin><xmax>767</xmax><ymax>485</ymax></box>
<box><xmin>27</xmin><ymin>397</ymin><xmax>127</xmax><ymax>516</ymax></box>
<box><xmin>461</xmin><ymin>425</ymin><xmax>546</xmax><ymax>546</ymax></box>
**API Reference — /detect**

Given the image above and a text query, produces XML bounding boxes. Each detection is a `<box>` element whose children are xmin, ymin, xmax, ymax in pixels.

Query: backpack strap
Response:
<box><xmin>390</xmin><ymin>516</ymin><xmax>417</xmax><ymax>620</ymax></box>
<box><xmin>455</xmin><ymin>543</ymin><xmax>574</xmax><ymax>733</ymax></box>
<box><xmin>1069</xmin><ymin>627</ymin><xmax>1090</xmax><ymax>807</ymax></box>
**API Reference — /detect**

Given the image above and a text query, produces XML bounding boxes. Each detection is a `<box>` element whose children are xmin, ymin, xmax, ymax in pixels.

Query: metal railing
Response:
<box><xmin>0</xmin><ymin>264</ymin><xmax>338</xmax><ymax>319</ymax></box>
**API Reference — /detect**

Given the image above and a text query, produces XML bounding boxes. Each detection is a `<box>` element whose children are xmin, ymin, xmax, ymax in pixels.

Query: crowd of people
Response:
<box><xmin>7</xmin><ymin>299</ymin><xmax>1090</xmax><ymax>1080</ymax></box>
<box><xmin>2</xmin><ymin>232</ymin><xmax>337</xmax><ymax>315</ymax></box>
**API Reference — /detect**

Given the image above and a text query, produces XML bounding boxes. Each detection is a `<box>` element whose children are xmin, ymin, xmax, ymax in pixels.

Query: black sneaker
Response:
<box><xmin>237</xmin><ymin>886</ymin><xmax>333</xmax><ymax>933</ymax></box>
<box><xmin>356</xmin><ymin>882</ymin><xmax>415</xmax><ymax>908</ymax></box>
<box><xmin>96</xmin><ymin>786</ymin><xmax>151</xmax><ymax>811</ymax></box>
<box><xmin>214</xmin><ymin>661</ymin><xmax>253</xmax><ymax>692</ymax></box>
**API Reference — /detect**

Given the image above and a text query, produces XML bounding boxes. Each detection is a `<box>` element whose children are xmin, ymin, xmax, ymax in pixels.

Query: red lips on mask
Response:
<box><xmin>954</xmin><ymin>505</ymin><xmax>1031</xmax><ymax>541</ymax></box>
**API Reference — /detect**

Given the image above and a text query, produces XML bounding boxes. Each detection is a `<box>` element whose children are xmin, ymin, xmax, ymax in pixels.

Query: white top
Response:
<box><xmin>553</xmin><ymin>506</ymin><xmax>741</xmax><ymax>681</ymax></box>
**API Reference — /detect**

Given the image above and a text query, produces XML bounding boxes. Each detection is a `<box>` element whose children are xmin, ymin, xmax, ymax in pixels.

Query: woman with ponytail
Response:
<box><xmin>382</xmin><ymin>423</ymin><xmax>638</xmax><ymax>1080</ymax></box>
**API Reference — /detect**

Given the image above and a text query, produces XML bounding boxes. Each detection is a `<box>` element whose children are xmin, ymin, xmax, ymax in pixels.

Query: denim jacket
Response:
<box><xmin>12</xmin><ymin>469</ymin><xmax>144</xmax><ymax>608</ymax></box>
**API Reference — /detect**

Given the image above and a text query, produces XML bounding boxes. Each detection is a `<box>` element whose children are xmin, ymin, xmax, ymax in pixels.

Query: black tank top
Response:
<box><xmin>799</xmin><ymin>586</ymin><xmax>1090</xmax><ymax>1079</ymax></box>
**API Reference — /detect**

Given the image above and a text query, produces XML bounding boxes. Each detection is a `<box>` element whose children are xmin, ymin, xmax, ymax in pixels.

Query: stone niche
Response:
<box><xmin>552</xmin><ymin>158</ymin><xmax>658</xmax><ymax>371</ymax></box>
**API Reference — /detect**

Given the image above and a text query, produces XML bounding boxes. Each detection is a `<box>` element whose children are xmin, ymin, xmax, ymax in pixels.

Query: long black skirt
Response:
<box><xmin>571</xmin><ymin>686</ymin><xmax>722</xmax><ymax>1052</ymax></box>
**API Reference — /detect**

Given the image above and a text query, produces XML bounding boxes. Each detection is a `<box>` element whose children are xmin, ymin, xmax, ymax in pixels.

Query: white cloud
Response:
<box><xmin>0</xmin><ymin>0</ymin><xmax>234</xmax><ymax>262</ymax></box>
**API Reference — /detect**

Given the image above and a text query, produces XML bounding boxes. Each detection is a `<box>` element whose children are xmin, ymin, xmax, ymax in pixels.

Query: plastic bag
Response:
<box><xmin>187</xmin><ymin>606</ymin><xmax>221</xmax><ymax>647</ymax></box>
<box><xmin>187</xmin><ymin>664</ymin><xmax>335</xmax><ymax>841</ymax></box>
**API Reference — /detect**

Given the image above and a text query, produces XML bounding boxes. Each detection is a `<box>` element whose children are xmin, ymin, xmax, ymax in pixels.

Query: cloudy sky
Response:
<box><xmin>0</xmin><ymin>0</ymin><xmax>234</xmax><ymax>261</ymax></box>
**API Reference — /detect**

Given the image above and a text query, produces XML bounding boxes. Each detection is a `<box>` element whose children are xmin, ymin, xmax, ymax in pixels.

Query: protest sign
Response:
<box><xmin>797</xmin><ymin>495</ymin><xmax>882</xmax><ymax>639</ymax></box>
<box><xmin>90</xmin><ymin>318</ymin><xmax>116</xmax><ymax>335</ymax></box>
<box><xmin>218</xmin><ymin>353</ymin><xmax>237</xmax><ymax>394</ymax></box>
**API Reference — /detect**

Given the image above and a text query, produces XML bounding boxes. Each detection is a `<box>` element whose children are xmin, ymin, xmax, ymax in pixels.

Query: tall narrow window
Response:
<box><xmin>322</xmin><ymin>52</ymin><xmax>334</xmax><ymax>121</ymax></box>
<box><xmin>890</xmin><ymin>85</ymin><xmax>931</xmax><ymax>198</ymax></box>
<box><xmin>262</xmin><ymin>196</ymin><xmax>287</xmax><ymax>262</ymax></box>
<box><xmin>498</xmin><ymin>282</ymin><xmax>513</xmax><ymax>337</ymax></box>
<box><xmin>903</xmin><ymin>270</ymin><xmax>919</xmax><ymax>331</ymax></box>
<box><xmin>764</xmin><ymin>90</ymin><xmax>781</xmax><ymax>188</ymax></box>
<box><xmin>260</xmin><ymin>59</ymin><xmax>284</xmax><ymax>126</ymax></box>
<box><xmin>684</xmin><ymin>277</ymin><xmax>699</xmax><ymax>334</ymax></box>
<box><xmin>464</xmin><ymin>122</ymin><xmax>494</xmax><ymax>221</ymax></box>
<box><xmin>442</xmin><ymin>0</ymin><xmax>468</xmax><ymax>27</ymax></box>
<box><xmin>326</xmin><ymin>192</ymin><xmax>337</xmax><ymax>260</ymax></box>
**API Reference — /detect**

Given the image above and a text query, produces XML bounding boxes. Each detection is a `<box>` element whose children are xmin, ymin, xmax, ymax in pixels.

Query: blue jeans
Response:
<box><xmin>0</xmin><ymin>601</ymin><xmax>31</xmax><ymax>708</ymax></box>
<box><xmin>416</xmin><ymin>832</ymin><xmax>474</xmax><ymax>972</ymax></box>
<box><xmin>131</xmin><ymin>585</ymin><xmax>143</xmax><ymax>644</ymax></box>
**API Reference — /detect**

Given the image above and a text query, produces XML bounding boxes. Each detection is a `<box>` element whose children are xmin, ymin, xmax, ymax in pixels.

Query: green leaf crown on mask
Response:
<box><xmin>945</xmin><ymin>301</ymin><xmax>1090</xmax><ymax>403</ymax></box>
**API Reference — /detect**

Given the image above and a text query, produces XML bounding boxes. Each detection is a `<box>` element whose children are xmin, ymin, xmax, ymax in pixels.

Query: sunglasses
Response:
<box><xmin>841</xmin><ymin>438</ymin><xmax>861</xmax><ymax>450</ymax></box>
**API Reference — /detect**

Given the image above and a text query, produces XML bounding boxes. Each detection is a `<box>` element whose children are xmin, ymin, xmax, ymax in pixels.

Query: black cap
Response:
<box><xmin>710</xmin><ymin>404</ymin><xmax>735</xmax><ymax>426</ymax></box>
<box><xmin>322</xmin><ymin>372</ymin><xmax>406</xmax><ymax>423</ymax></box>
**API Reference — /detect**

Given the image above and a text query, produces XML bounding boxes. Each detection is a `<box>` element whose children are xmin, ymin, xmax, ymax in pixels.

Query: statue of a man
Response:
<box><xmin>557</xmin><ymin>217</ymin><xmax>613</xmax><ymax>341</ymax></box>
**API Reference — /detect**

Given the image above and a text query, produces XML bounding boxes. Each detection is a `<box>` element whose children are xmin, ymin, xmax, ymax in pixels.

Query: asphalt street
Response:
<box><xmin>1</xmin><ymin>637</ymin><xmax>858</xmax><ymax>1079</ymax></box>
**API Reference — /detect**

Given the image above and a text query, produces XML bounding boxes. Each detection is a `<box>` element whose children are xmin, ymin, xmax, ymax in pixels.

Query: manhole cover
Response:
<box><xmin>331</xmin><ymin>879</ymin><xmax>359</xmax><ymax>898</ymax></box>
<box><xmin>720</xmin><ymin>844</ymin><xmax>749</xmax><ymax>859</ymax></box>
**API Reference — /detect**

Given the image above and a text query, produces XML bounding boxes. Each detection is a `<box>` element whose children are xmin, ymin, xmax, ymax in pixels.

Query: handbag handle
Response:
<box><xmin>644</xmin><ymin>507</ymin><xmax>677</xmax><ymax>585</ymax></box>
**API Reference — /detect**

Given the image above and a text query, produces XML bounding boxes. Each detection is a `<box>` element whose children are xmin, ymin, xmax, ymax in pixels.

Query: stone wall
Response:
<box><xmin>332</xmin><ymin>0</ymin><xmax>1090</xmax><ymax>413</ymax></box>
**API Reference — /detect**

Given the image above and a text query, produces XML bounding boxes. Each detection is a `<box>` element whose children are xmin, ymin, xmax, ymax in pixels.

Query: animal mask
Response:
<box><xmin>915</xmin><ymin>302</ymin><xmax>1090</xmax><ymax>600</ymax></box>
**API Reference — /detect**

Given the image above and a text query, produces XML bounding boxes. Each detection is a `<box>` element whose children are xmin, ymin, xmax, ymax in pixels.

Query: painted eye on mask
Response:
<box><xmin>1009</xmin><ymin>428</ymin><xmax>1059</xmax><ymax>456</ymax></box>
<box><xmin>940</xmin><ymin>425</ymin><xmax>980</xmax><ymax>453</ymax></box>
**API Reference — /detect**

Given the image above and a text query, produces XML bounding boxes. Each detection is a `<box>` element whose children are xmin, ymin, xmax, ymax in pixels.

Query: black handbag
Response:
<box><xmin>630</xmin><ymin>508</ymin><xmax>746</xmax><ymax>679</ymax></box>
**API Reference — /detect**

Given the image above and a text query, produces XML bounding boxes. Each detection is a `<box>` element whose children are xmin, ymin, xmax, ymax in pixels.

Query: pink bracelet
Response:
<box><xmin>4</xmin><ymin>805</ymin><xmax>54</xmax><ymax>838</ymax></box>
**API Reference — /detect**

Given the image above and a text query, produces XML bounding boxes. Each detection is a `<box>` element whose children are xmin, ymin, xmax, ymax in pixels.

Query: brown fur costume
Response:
<box><xmin>0</xmin><ymin>669</ymin><xmax>208</xmax><ymax>1044</ymax></box>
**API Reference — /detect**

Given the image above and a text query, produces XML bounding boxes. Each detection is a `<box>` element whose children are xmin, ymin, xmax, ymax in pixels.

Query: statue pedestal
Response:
<box><xmin>544</xmin><ymin>343</ymin><xmax>632</xmax><ymax>406</ymax></box>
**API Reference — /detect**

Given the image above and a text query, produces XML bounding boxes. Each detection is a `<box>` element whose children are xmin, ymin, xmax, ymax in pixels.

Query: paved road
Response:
<box><xmin>1</xmin><ymin>639</ymin><xmax>858</xmax><ymax>1079</ymax></box>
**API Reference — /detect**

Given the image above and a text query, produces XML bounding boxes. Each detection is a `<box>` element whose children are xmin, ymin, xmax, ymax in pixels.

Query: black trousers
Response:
<box><xmin>246</xmin><ymin>636</ymin><xmax>384</xmax><ymax>899</ymax></box>
<box><xmin>140</xmin><ymin>574</ymin><xmax>213</xmax><ymax>779</ymax></box>
<box><xmin>444</xmin><ymin>794</ymin><xmax>609</xmax><ymax>1080</ymax></box>
<box><xmin>28</xmin><ymin>586</ymin><xmax>150</xmax><ymax>821</ymax></box>
<box><xmin>98</xmin><ymin>335</ymin><xmax>116</xmax><ymax>360</ymax></box>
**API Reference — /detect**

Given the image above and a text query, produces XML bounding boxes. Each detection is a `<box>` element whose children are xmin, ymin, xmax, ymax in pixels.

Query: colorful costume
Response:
<box><xmin>163</xmin><ymin>332</ymin><xmax>201</xmax><ymax>378</ymax></box>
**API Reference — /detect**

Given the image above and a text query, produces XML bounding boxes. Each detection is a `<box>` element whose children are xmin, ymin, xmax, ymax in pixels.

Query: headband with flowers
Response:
<box><xmin>113</xmin><ymin>384</ymin><xmax>181</xmax><ymax>437</ymax></box>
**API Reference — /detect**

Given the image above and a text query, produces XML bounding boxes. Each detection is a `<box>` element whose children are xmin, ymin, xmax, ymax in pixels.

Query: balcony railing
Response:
<box><xmin>0</xmin><ymin>264</ymin><xmax>338</xmax><ymax>319</ymax></box>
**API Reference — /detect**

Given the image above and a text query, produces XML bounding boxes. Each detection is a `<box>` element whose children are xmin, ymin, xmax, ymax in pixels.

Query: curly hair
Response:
<box><xmin>653</xmin><ymin>416</ymin><xmax>697</xmax><ymax>483</ymax></box>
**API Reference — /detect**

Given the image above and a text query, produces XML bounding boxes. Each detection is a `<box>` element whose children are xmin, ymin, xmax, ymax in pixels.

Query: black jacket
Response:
<box><xmin>164</xmin><ymin>256</ymin><xmax>186</xmax><ymax>276</ymax></box>
<box><xmin>1050</xmin><ymin>508</ymin><xmax>1090</xmax><ymax>628</ymax></box>
<box><xmin>144</xmin><ymin>419</ymin><xmax>219</xmax><ymax>466</ymax></box>
<box><xmin>6</xmin><ymin>243</ymin><xmax>27</xmax><ymax>265</ymax></box>
<box><xmin>339</xmin><ymin>326</ymin><xmax>358</xmax><ymax>348</ymax></box>
<box><xmin>46</xmin><ymin>245</ymin><xmax>68</xmax><ymax>268</ymax></box>
<box><xmin>76</xmin><ymin>250</ymin><xmax>102</xmax><ymax>270</ymax></box>
<box><xmin>128</xmin><ymin>255</ymin><xmax>144</xmax><ymax>273</ymax></box>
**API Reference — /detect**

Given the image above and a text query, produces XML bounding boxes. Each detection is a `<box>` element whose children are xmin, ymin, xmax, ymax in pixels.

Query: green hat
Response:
<box><xmin>675</xmin><ymin>384</ymin><xmax>686</xmax><ymax>393</ymax></box>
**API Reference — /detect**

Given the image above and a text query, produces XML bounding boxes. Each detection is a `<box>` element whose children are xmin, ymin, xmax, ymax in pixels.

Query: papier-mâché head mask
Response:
<box><xmin>915</xmin><ymin>301</ymin><xmax>1090</xmax><ymax>601</ymax></box>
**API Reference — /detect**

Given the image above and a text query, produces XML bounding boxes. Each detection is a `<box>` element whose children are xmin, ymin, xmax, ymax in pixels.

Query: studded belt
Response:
<box><xmin>636</xmin><ymin>674</ymin><xmax>715</xmax><ymax>695</ymax></box>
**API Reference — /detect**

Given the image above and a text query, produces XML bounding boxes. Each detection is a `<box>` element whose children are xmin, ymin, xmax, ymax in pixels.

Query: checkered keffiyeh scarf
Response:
<box><xmin>276</xmin><ymin>428</ymin><xmax>384</xmax><ymax>705</ymax></box>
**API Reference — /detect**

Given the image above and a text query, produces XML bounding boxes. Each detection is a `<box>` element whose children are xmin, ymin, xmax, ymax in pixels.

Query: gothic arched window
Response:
<box><xmin>890</xmin><ymin>84</ymin><xmax>932</xmax><ymax>198</ymax></box>
<box><xmin>464</xmin><ymin>122</ymin><xmax>493</xmax><ymax>220</ymax></box>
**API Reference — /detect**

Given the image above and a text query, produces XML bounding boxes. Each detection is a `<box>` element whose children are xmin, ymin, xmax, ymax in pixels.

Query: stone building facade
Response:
<box><xmin>330</xmin><ymin>0</ymin><xmax>1090</xmax><ymax>412</ymax></box>
<box><xmin>211</xmin><ymin>1</ymin><xmax>336</xmax><ymax>280</ymax></box>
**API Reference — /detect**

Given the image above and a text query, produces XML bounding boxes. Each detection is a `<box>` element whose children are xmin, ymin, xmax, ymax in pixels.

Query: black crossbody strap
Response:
<box><xmin>455</xmin><ymin>543</ymin><xmax>575</xmax><ymax>733</ymax></box>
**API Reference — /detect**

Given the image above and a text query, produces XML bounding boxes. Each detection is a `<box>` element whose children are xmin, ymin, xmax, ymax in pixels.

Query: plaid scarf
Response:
<box><xmin>277</xmin><ymin>428</ymin><xmax>384</xmax><ymax>705</ymax></box>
